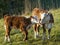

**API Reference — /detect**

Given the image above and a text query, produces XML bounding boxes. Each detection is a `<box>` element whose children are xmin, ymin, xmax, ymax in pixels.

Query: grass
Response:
<box><xmin>0</xmin><ymin>8</ymin><xmax>60</xmax><ymax>45</ymax></box>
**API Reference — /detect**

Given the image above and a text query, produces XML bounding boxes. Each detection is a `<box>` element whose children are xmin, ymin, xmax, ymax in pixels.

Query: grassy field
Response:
<box><xmin>0</xmin><ymin>9</ymin><xmax>60</xmax><ymax>45</ymax></box>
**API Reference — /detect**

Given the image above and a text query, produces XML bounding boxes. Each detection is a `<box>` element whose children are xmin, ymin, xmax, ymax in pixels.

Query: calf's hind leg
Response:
<box><xmin>4</xmin><ymin>26</ymin><xmax>11</xmax><ymax>42</ymax></box>
<box><xmin>21</xmin><ymin>28</ymin><xmax>28</xmax><ymax>41</ymax></box>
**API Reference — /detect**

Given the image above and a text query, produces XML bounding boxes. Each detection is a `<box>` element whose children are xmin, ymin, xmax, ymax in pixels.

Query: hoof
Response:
<box><xmin>48</xmin><ymin>36</ymin><xmax>50</xmax><ymax>39</ymax></box>
<box><xmin>48</xmin><ymin>37</ymin><xmax>50</xmax><ymax>39</ymax></box>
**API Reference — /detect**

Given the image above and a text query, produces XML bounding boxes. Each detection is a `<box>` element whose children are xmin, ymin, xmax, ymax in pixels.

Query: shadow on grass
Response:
<box><xmin>2</xmin><ymin>32</ymin><xmax>60</xmax><ymax>45</ymax></box>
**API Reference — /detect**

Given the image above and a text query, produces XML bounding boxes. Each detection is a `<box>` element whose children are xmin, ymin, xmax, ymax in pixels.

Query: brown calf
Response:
<box><xmin>4</xmin><ymin>14</ymin><xmax>39</xmax><ymax>42</ymax></box>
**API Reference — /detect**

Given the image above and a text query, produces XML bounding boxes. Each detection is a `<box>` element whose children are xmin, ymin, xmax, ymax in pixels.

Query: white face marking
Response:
<box><xmin>41</xmin><ymin>13</ymin><xmax>45</xmax><ymax>19</ymax></box>
<box><xmin>31</xmin><ymin>16</ymin><xmax>39</xmax><ymax>24</ymax></box>
<box><xmin>40</xmin><ymin>13</ymin><xmax>50</xmax><ymax>24</ymax></box>
<box><xmin>40</xmin><ymin>13</ymin><xmax>46</xmax><ymax>24</ymax></box>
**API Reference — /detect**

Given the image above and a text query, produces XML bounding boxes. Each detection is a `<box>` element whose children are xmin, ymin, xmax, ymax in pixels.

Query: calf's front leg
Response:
<box><xmin>48</xmin><ymin>29</ymin><xmax>51</xmax><ymax>39</ymax></box>
<box><xmin>42</xmin><ymin>24</ymin><xmax>46</xmax><ymax>40</ymax></box>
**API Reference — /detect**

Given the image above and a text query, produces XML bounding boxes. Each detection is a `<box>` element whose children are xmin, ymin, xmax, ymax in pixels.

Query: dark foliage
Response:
<box><xmin>0</xmin><ymin>0</ymin><xmax>60</xmax><ymax>18</ymax></box>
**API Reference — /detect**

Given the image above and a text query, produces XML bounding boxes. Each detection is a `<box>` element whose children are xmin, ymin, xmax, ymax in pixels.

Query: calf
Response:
<box><xmin>4</xmin><ymin>14</ymin><xmax>39</xmax><ymax>42</ymax></box>
<box><xmin>32</xmin><ymin>8</ymin><xmax>54</xmax><ymax>40</ymax></box>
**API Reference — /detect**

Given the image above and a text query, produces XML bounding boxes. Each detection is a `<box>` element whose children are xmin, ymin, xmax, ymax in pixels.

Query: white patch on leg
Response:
<box><xmin>36</xmin><ymin>31</ymin><xmax>38</xmax><ymax>36</ymax></box>
<box><xmin>48</xmin><ymin>35</ymin><xmax>50</xmax><ymax>39</ymax></box>
<box><xmin>8</xmin><ymin>36</ymin><xmax>10</xmax><ymax>42</ymax></box>
<box><xmin>34</xmin><ymin>31</ymin><xmax>36</xmax><ymax>39</ymax></box>
<box><xmin>36</xmin><ymin>31</ymin><xmax>40</xmax><ymax>38</ymax></box>
<box><xmin>4</xmin><ymin>36</ymin><xmax>10</xmax><ymax>42</ymax></box>
<box><xmin>4</xmin><ymin>36</ymin><xmax>7</xmax><ymax>42</ymax></box>
<box><xmin>4</xmin><ymin>25</ymin><xmax>6</xmax><ymax>30</ymax></box>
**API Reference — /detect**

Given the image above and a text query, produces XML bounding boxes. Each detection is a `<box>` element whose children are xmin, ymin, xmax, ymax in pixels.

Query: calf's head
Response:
<box><xmin>40</xmin><ymin>13</ymin><xmax>50</xmax><ymax>24</ymax></box>
<box><xmin>30</xmin><ymin>16</ymin><xmax>39</xmax><ymax>24</ymax></box>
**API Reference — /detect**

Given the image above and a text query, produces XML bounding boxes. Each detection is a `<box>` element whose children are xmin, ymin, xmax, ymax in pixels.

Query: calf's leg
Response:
<box><xmin>48</xmin><ymin>29</ymin><xmax>51</xmax><ymax>39</ymax></box>
<box><xmin>4</xmin><ymin>26</ymin><xmax>11</xmax><ymax>42</ymax></box>
<box><xmin>22</xmin><ymin>29</ymin><xmax>28</xmax><ymax>41</ymax></box>
<box><xmin>42</xmin><ymin>24</ymin><xmax>46</xmax><ymax>40</ymax></box>
<box><xmin>34</xmin><ymin>24</ymin><xmax>40</xmax><ymax>39</ymax></box>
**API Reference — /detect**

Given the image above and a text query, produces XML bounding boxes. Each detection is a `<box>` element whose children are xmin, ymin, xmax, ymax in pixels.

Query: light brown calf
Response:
<box><xmin>32</xmin><ymin>8</ymin><xmax>54</xmax><ymax>40</ymax></box>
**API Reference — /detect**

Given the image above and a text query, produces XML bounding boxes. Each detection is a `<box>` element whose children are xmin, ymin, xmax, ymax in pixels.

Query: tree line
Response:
<box><xmin>0</xmin><ymin>0</ymin><xmax>60</xmax><ymax>18</ymax></box>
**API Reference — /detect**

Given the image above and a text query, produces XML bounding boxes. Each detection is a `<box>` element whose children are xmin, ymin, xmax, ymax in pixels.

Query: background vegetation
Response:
<box><xmin>0</xmin><ymin>0</ymin><xmax>60</xmax><ymax>18</ymax></box>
